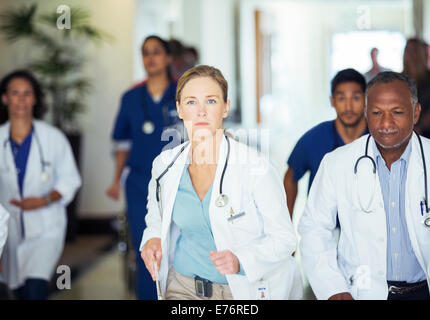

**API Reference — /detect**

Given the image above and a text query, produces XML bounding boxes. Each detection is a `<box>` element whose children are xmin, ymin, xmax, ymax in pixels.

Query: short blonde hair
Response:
<box><xmin>176</xmin><ymin>65</ymin><xmax>228</xmax><ymax>103</ymax></box>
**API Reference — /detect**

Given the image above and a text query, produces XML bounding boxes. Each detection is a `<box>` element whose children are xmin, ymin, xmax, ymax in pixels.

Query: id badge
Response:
<box><xmin>253</xmin><ymin>280</ymin><xmax>270</xmax><ymax>300</ymax></box>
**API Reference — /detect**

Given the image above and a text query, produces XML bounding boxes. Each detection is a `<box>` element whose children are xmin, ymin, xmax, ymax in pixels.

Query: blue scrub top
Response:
<box><xmin>112</xmin><ymin>81</ymin><xmax>179</xmax><ymax>174</ymax></box>
<box><xmin>287</xmin><ymin>120</ymin><xmax>368</xmax><ymax>193</ymax></box>
<box><xmin>172</xmin><ymin>164</ymin><xmax>245</xmax><ymax>284</ymax></box>
<box><xmin>10</xmin><ymin>129</ymin><xmax>33</xmax><ymax>196</ymax></box>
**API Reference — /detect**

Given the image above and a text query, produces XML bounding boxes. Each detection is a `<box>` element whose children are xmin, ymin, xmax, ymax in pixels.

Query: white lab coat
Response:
<box><xmin>0</xmin><ymin>120</ymin><xmax>81</xmax><ymax>289</ymax></box>
<box><xmin>140</xmin><ymin>136</ymin><xmax>303</xmax><ymax>300</ymax></box>
<box><xmin>298</xmin><ymin>134</ymin><xmax>430</xmax><ymax>300</ymax></box>
<box><xmin>0</xmin><ymin>205</ymin><xmax>9</xmax><ymax>257</ymax></box>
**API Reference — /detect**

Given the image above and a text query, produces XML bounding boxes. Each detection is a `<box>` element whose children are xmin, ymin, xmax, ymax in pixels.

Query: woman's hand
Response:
<box><xmin>328</xmin><ymin>292</ymin><xmax>354</xmax><ymax>300</ymax></box>
<box><xmin>141</xmin><ymin>238</ymin><xmax>162</xmax><ymax>281</ymax></box>
<box><xmin>106</xmin><ymin>182</ymin><xmax>121</xmax><ymax>201</ymax></box>
<box><xmin>209</xmin><ymin>250</ymin><xmax>239</xmax><ymax>274</ymax></box>
<box><xmin>10</xmin><ymin>197</ymin><xmax>46</xmax><ymax>210</ymax></box>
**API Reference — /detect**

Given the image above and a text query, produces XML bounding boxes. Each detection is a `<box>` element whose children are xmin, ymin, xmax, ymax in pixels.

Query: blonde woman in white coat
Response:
<box><xmin>140</xmin><ymin>65</ymin><xmax>302</xmax><ymax>300</ymax></box>
<box><xmin>0</xmin><ymin>70</ymin><xmax>81</xmax><ymax>300</ymax></box>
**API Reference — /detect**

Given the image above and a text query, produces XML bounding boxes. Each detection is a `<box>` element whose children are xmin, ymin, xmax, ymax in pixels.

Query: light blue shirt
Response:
<box><xmin>172</xmin><ymin>164</ymin><xmax>230</xmax><ymax>284</ymax></box>
<box><xmin>374</xmin><ymin>139</ymin><xmax>426</xmax><ymax>283</ymax></box>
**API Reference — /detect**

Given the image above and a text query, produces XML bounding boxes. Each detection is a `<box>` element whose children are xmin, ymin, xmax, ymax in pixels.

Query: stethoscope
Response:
<box><xmin>141</xmin><ymin>84</ymin><xmax>175</xmax><ymax>135</ymax></box>
<box><xmin>3</xmin><ymin>128</ymin><xmax>51</xmax><ymax>182</ymax></box>
<box><xmin>354</xmin><ymin>132</ymin><xmax>430</xmax><ymax>227</ymax></box>
<box><xmin>155</xmin><ymin>132</ymin><xmax>231</xmax><ymax>215</ymax></box>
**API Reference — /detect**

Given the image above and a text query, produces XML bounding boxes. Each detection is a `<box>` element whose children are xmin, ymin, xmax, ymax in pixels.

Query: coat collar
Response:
<box><xmin>160</xmin><ymin>133</ymin><xmax>231</xmax><ymax>240</ymax></box>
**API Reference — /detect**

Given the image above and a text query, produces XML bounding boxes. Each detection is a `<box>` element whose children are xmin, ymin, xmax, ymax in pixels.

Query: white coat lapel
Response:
<box><xmin>22</xmin><ymin>125</ymin><xmax>40</xmax><ymax>198</ymax></box>
<box><xmin>366</xmin><ymin>136</ymin><xmax>385</xmax><ymax>210</ymax></box>
<box><xmin>405</xmin><ymin>134</ymin><xmax>427</xmax><ymax>267</ymax></box>
<box><xmin>0</xmin><ymin>122</ymin><xmax>21</xmax><ymax>199</ymax></box>
<box><xmin>353</xmin><ymin>135</ymin><xmax>384</xmax><ymax>214</ymax></box>
<box><xmin>208</xmin><ymin>134</ymin><xmax>231</xmax><ymax>250</ymax></box>
<box><xmin>160</xmin><ymin>143</ymin><xmax>191</xmax><ymax>241</ymax></box>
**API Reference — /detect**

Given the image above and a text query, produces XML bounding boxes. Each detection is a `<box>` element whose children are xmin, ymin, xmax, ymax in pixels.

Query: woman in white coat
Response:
<box><xmin>0</xmin><ymin>70</ymin><xmax>81</xmax><ymax>300</ymax></box>
<box><xmin>140</xmin><ymin>65</ymin><xmax>302</xmax><ymax>300</ymax></box>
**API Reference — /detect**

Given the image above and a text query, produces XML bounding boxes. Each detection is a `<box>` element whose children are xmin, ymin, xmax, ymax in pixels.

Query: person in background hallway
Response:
<box><xmin>283</xmin><ymin>69</ymin><xmax>368</xmax><ymax>218</ymax></box>
<box><xmin>140</xmin><ymin>65</ymin><xmax>302</xmax><ymax>300</ymax></box>
<box><xmin>182</xmin><ymin>46</ymin><xmax>199</xmax><ymax>73</ymax></box>
<box><xmin>299</xmin><ymin>72</ymin><xmax>430</xmax><ymax>300</ymax></box>
<box><xmin>106</xmin><ymin>35</ymin><xmax>180</xmax><ymax>300</ymax></box>
<box><xmin>364</xmin><ymin>47</ymin><xmax>391</xmax><ymax>83</ymax></box>
<box><xmin>168</xmin><ymin>39</ymin><xmax>186</xmax><ymax>80</ymax></box>
<box><xmin>0</xmin><ymin>70</ymin><xmax>81</xmax><ymax>300</ymax></box>
<box><xmin>168</xmin><ymin>39</ymin><xmax>199</xmax><ymax>79</ymax></box>
<box><xmin>403</xmin><ymin>38</ymin><xmax>430</xmax><ymax>138</ymax></box>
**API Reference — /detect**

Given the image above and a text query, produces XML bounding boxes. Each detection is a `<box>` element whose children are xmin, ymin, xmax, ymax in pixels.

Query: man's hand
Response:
<box><xmin>10</xmin><ymin>197</ymin><xmax>46</xmax><ymax>211</ymax></box>
<box><xmin>328</xmin><ymin>292</ymin><xmax>354</xmax><ymax>300</ymax></box>
<box><xmin>209</xmin><ymin>250</ymin><xmax>240</xmax><ymax>275</ymax></box>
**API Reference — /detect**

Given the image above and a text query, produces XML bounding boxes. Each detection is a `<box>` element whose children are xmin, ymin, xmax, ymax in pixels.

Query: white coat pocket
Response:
<box><xmin>225</xmin><ymin>205</ymin><xmax>262</xmax><ymax>246</ymax></box>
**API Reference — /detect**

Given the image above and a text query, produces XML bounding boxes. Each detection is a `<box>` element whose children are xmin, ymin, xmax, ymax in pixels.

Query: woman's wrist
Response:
<box><xmin>44</xmin><ymin>193</ymin><xmax>52</xmax><ymax>206</ymax></box>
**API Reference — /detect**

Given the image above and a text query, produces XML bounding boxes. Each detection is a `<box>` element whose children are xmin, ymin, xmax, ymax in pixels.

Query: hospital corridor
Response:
<box><xmin>0</xmin><ymin>0</ymin><xmax>429</xmax><ymax>308</ymax></box>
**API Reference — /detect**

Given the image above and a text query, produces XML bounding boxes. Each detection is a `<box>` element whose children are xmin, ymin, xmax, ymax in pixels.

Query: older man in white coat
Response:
<box><xmin>299</xmin><ymin>71</ymin><xmax>430</xmax><ymax>300</ymax></box>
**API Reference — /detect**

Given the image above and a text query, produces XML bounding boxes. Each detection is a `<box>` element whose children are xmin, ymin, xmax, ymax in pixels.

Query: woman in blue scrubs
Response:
<box><xmin>106</xmin><ymin>35</ymin><xmax>180</xmax><ymax>300</ymax></box>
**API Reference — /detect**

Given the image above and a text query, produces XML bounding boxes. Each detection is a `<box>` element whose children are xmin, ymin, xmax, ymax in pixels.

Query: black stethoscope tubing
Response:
<box><xmin>355</xmin><ymin>132</ymin><xmax>428</xmax><ymax>214</ymax></box>
<box><xmin>155</xmin><ymin>133</ymin><xmax>230</xmax><ymax>203</ymax></box>
<box><xmin>3</xmin><ymin>128</ymin><xmax>49</xmax><ymax>174</ymax></box>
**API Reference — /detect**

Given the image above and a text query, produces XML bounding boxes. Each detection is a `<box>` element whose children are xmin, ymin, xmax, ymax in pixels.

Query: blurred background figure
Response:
<box><xmin>364</xmin><ymin>48</ymin><xmax>391</xmax><ymax>83</ymax></box>
<box><xmin>168</xmin><ymin>39</ymin><xmax>186</xmax><ymax>80</ymax></box>
<box><xmin>403</xmin><ymin>38</ymin><xmax>430</xmax><ymax>138</ymax></box>
<box><xmin>168</xmin><ymin>39</ymin><xmax>199</xmax><ymax>79</ymax></box>
<box><xmin>0</xmin><ymin>70</ymin><xmax>81</xmax><ymax>300</ymax></box>
<box><xmin>183</xmin><ymin>46</ymin><xmax>199</xmax><ymax>73</ymax></box>
<box><xmin>283</xmin><ymin>69</ymin><xmax>367</xmax><ymax>219</ymax></box>
<box><xmin>106</xmin><ymin>35</ymin><xmax>180</xmax><ymax>300</ymax></box>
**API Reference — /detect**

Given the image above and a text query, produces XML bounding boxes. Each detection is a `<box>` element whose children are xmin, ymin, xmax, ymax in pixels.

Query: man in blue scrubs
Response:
<box><xmin>283</xmin><ymin>69</ymin><xmax>368</xmax><ymax>218</ymax></box>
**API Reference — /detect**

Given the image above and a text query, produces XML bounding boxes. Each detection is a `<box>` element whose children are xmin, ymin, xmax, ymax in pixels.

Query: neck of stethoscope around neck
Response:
<box><xmin>3</xmin><ymin>122</ymin><xmax>47</xmax><ymax>171</ymax></box>
<box><xmin>362</xmin><ymin>131</ymin><xmax>429</xmax><ymax>214</ymax></box>
<box><xmin>155</xmin><ymin>131</ymin><xmax>230</xmax><ymax>203</ymax></box>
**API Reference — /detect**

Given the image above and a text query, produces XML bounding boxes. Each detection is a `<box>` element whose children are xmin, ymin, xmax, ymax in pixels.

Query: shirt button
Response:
<box><xmin>391</xmin><ymin>202</ymin><xmax>396</xmax><ymax>207</ymax></box>
<box><xmin>392</xmin><ymin>227</ymin><xmax>396</xmax><ymax>232</ymax></box>
<box><xmin>395</xmin><ymin>276</ymin><xmax>399</xmax><ymax>280</ymax></box>
<box><xmin>394</xmin><ymin>253</ymin><xmax>398</xmax><ymax>258</ymax></box>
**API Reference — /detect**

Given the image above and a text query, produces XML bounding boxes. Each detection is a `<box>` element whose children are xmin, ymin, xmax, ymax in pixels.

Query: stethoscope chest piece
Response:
<box><xmin>40</xmin><ymin>171</ymin><xmax>50</xmax><ymax>182</ymax></box>
<box><xmin>142</xmin><ymin>121</ymin><xmax>155</xmax><ymax>135</ymax></box>
<box><xmin>423</xmin><ymin>212</ymin><xmax>430</xmax><ymax>227</ymax></box>
<box><xmin>215</xmin><ymin>194</ymin><xmax>228</xmax><ymax>208</ymax></box>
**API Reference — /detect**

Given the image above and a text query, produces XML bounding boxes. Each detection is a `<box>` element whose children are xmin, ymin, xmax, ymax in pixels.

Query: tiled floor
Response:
<box><xmin>50</xmin><ymin>248</ymin><xmax>315</xmax><ymax>300</ymax></box>
<box><xmin>50</xmin><ymin>248</ymin><xmax>136</xmax><ymax>300</ymax></box>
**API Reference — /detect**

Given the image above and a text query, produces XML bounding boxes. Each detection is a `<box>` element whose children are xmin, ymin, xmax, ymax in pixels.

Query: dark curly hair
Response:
<box><xmin>0</xmin><ymin>70</ymin><xmax>47</xmax><ymax>124</ymax></box>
